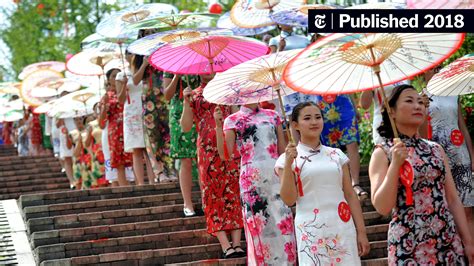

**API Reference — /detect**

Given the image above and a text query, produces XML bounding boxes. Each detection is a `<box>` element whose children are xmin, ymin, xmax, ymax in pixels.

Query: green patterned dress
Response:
<box><xmin>163</xmin><ymin>72</ymin><xmax>199</xmax><ymax>179</ymax></box>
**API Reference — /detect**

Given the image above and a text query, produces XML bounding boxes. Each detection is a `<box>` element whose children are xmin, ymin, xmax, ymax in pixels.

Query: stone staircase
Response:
<box><xmin>0</xmin><ymin>144</ymin><xmax>390</xmax><ymax>265</ymax></box>
<box><xmin>0</xmin><ymin>145</ymin><xmax>70</xmax><ymax>201</ymax></box>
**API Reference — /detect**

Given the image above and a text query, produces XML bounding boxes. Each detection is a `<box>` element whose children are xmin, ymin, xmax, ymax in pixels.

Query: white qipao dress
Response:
<box><xmin>275</xmin><ymin>143</ymin><xmax>361</xmax><ymax>266</ymax></box>
<box><xmin>117</xmin><ymin>71</ymin><xmax>145</xmax><ymax>152</ymax></box>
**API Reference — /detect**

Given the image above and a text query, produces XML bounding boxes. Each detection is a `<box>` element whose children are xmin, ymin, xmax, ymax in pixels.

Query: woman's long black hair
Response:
<box><xmin>377</xmin><ymin>84</ymin><xmax>417</xmax><ymax>140</ymax></box>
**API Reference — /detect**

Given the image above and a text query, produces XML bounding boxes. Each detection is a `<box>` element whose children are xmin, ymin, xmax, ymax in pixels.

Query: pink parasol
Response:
<box><xmin>149</xmin><ymin>35</ymin><xmax>270</xmax><ymax>75</ymax></box>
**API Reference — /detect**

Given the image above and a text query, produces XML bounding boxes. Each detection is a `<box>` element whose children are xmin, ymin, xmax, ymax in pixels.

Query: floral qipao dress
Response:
<box><xmin>142</xmin><ymin>71</ymin><xmax>174</xmax><ymax>180</ymax></box>
<box><xmin>190</xmin><ymin>85</ymin><xmax>243</xmax><ymax>235</ymax></box>
<box><xmin>224</xmin><ymin>106</ymin><xmax>296</xmax><ymax>265</ymax></box>
<box><xmin>379</xmin><ymin>135</ymin><xmax>467</xmax><ymax>265</ymax></box>
<box><xmin>275</xmin><ymin>143</ymin><xmax>360</xmax><ymax>266</ymax></box>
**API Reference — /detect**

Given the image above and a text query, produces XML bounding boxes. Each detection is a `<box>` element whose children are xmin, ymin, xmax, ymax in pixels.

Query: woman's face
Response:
<box><xmin>108</xmin><ymin>70</ymin><xmax>119</xmax><ymax>88</ymax></box>
<box><xmin>292</xmin><ymin>105</ymin><xmax>324</xmax><ymax>138</ymax></box>
<box><xmin>125</xmin><ymin>53</ymin><xmax>133</xmax><ymax>63</ymax></box>
<box><xmin>392</xmin><ymin>89</ymin><xmax>426</xmax><ymax>128</ymax></box>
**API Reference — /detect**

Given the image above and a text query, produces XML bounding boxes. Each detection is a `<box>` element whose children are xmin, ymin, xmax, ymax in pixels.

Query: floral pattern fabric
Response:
<box><xmin>316</xmin><ymin>95</ymin><xmax>359</xmax><ymax>148</ymax></box>
<box><xmin>106</xmin><ymin>91</ymin><xmax>133</xmax><ymax>168</ymax></box>
<box><xmin>163</xmin><ymin>72</ymin><xmax>199</xmax><ymax>159</ymax></box>
<box><xmin>30</xmin><ymin>113</ymin><xmax>42</xmax><ymax>145</ymax></box>
<box><xmin>428</xmin><ymin>95</ymin><xmax>473</xmax><ymax>207</ymax></box>
<box><xmin>117</xmin><ymin>71</ymin><xmax>145</xmax><ymax>152</ymax></box>
<box><xmin>190</xmin><ymin>85</ymin><xmax>243</xmax><ymax>235</ymax></box>
<box><xmin>379</xmin><ymin>135</ymin><xmax>467</xmax><ymax>265</ymax></box>
<box><xmin>142</xmin><ymin>71</ymin><xmax>174</xmax><ymax>180</ymax></box>
<box><xmin>275</xmin><ymin>143</ymin><xmax>360</xmax><ymax>265</ymax></box>
<box><xmin>224</xmin><ymin>106</ymin><xmax>296</xmax><ymax>265</ymax></box>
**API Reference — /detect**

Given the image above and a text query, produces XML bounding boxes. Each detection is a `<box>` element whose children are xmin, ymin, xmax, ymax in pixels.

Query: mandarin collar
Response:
<box><xmin>240</xmin><ymin>105</ymin><xmax>259</xmax><ymax>114</ymax></box>
<box><xmin>298</xmin><ymin>141</ymin><xmax>322</xmax><ymax>154</ymax></box>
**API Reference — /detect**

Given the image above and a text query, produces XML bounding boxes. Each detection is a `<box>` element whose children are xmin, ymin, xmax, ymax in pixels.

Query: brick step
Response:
<box><xmin>362</xmin><ymin>257</ymin><xmax>388</xmax><ymax>266</ymax></box>
<box><xmin>0</xmin><ymin>166</ymin><xmax>63</xmax><ymax>177</ymax></box>
<box><xmin>38</xmin><ymin>240</ymin><xmax>387</xmax><ymax>266</ymax></box>
<box><xmin>0</xmin><ymin>161</ymin><xmax>61</xmax><ymax>171</ymax></box>
<box><xmin>0</xmin><ymin>155</ymin><xmax>57</xmax><ymax>165</ymax></box>
<box><xmin>0</xmin><ymin>172</ymin><xmax>66</xmax><ymax>183</ymax></box>
<box><xmin>166</xmin><ymin>257</ymin><xmax>246</xmax><ymax>266</ymax></box>
<box><xmin>0</xmin><ymin>190</ymin><xmax>65</xmax><ymax>201</ymax></box>
<box><xmin>31</xmin><ymin>212</ymin><xmax>388</xmax><ymax>249</ymax></box>
<box><xmin>0</xmin><ymin>183</ymin><xmax>70</xmax><ymax>199</ymax></box>
<box><xmin>3</xmin><ymin>176</ymin><xmax>69</xmax><ymax>188</ymax></box>
<box><xmin>23</xmin><ymin>191</ymin><xmax>203</xmax><ymax>220</ymax></box>
<box><xmin>31</xmin><ymin>215</ymin><xmax>206</xmax><ymax>248</ymax></box>
<box><xmin>155</xmin><ymin>241</ymin><xmax>387</xmax><ymax>266</ymax></box>
<box><xmin>20</xmin><ymin>183</ymin><xmax>199</xmax><ymax>208</ymax></box>
<box><xmin>27</xmin><ymin>203</ymin><xmax>204</xmax><ymax>234</ymax></box>
<box><xmin>0</xmin><ymin>152</ymin><xmax>17</xmax><ymax>157</ymax></box>
<box><xmin>35</xmin><ymin>228</ymin><xmax>223</xmax><ymax>263</ymax></box>
<box><xmin>40</xmin><ymin>242</ymin><xmax>241</xmax><ymax>266</ymax></box>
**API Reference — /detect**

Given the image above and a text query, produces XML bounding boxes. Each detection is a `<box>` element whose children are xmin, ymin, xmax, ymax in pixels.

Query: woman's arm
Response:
<box><xmin>278</xmin><ymin>143</ymin><xmax>298</xmax><ymax>206</ymax></box>
<box><xmin>180</xmin><ymin>87</ymin><xmax>194</xmax><ymax>133</ymax></box>
<box><xmin>132</xmin><ymin>58</ymin><xmax>148</xmax><ymax>86</ymax></box>
<box><xmin>116</xmin><ymin>77</ymin><xmax>127</xmax><ymax>104</ymax></box>
<box><xmin>342</xmin><ymin>163</ymin><xmax>370</xmax><ymax>256</ymax></box>
<box><xmin>369</xmin><ymin>142</ymin><xmax>407</xmax><ymax>216</ymax></box>
<box><xmin>98</xmin><ymin>95</ymin><xmax>108</xmax><ymax>129</ymax></box>
<box><xmin>163</xmin><ymin>75</ymin><xmax>181</xmax><ymax>102</ymax></box>
<box><xmin>458</xmin><ymin>101</ymin><xmax>474</xmax><ymax>169</ymax></box>
<box><xmin>360</xmin><ymin>91</ymin><xmax>374</xmax><ymax>110</ymax></box>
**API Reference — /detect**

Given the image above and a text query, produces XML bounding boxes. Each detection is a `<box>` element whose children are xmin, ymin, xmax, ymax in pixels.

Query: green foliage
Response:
<box><xmin>1</xmin><ymin>0</ymin><xmax>118</xmax><ymax>80</ymax></box>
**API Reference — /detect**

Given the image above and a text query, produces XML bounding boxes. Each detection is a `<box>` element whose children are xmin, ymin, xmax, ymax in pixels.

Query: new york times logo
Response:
<box><xmin>308</xmin><ymin>9</ymin><xmax>473</xmax><ymax>33</ymax></box>
<box><xmin>314</xmin><ymin>14</ymin><xmax>326</xmax><ymax>29</ymax></box>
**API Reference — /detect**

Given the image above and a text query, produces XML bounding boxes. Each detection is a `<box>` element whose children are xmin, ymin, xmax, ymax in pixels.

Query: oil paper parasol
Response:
<box><xmin>127</xmin><ymin>28</ymin><xmax>233</xmax><ymax>56</ymax></box>
<box><xmin>427</xmin><ymin>54</ymin><xmax>474</xmax><ymax>96</ymax></box>
<box><xmin>20</xmin><ymin>69</ymin><xmax>64</xmax><ymax>107</ymax></box>
<box><xmin>149</xmin><ymin>35</ymin><xmax>270</xmax><ymax>75</ymax></box>
<box><xmin>230</xmin><ymin>0</ymin><xmax>306</xmax><ymax>28</ymax></box>
<box><xmin>0</xmin><ymin>82</ymin><xmax>21</xmax><ymax>95</ymax></box>
<box><xmin>283</xmin><ymin>33</ymin><xmax>465</xmax><ymax>138</ymax></box>
<box><xmin>218</xmin><ymin>12</ymin><xmax>276</xmax><ymax>36</ymax></box>
<box><xmin>31</xmin><ymin>78</ymin><xmax>81</xmax><ymax>98</ymax></box>
<box><xmin>126</xmin><ymin>13</ymin><xmax>219</xmax><ymax>31</ymax></box>
<box><xmin>19</xmin><ymin>61</ymin><xmax>65</xmax><ymax>80</ymax></box>
<box><xmin>203</xmin><ymin>49</ymin><xmax>301</xmax><ymax>140</ymax></box>
<box><xmin>96</xmin><ymin>3</ymin><xmax>178</xmax><ymax>39</ymax></box>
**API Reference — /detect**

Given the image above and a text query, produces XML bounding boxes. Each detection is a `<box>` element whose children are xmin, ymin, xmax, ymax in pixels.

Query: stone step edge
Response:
<box><xmin>23</xmin><ymin>191</ymin><xmax>203</xmax><ymax>215</ymax></box>
<box><xmin>19</xmin><ymin>183</ymin><xmax>198</xmax><ymax>205</ymax></box>
<box><xmin>30</xmin><ymin>210</ymin><xmax>386</xmax><ymax>244</ymax></box>
<box><xmin>34</xmin><ymin>226</ymin><xmax>389</xmax><ymax>261</ymax></box>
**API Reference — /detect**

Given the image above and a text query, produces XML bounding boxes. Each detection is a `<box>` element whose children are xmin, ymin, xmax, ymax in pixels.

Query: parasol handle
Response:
<box><xmin>368</xmin><ymin>46</ymin><xmax>399</xmax><ymax>139</ymax></box>
<box><xmin>274</xmin><ymin>84</ymin><xmax>293</xmax><ymax>143</ymax></box>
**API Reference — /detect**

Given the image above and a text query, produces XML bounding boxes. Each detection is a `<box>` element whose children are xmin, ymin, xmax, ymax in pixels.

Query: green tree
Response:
<box><xmin>0</xmin><ymin>0</ymin><xmax>118</xmax><ymax>79</ymax></box>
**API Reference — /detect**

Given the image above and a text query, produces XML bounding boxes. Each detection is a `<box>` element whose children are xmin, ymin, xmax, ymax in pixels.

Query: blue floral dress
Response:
<box><xmin>224</xmin><ymin>106</ymin><xmax>296</xmax><ymax>266</ymax></box>
<box><xmin>316</xmin><ymin>95</ymin><xmax>359</xmax><ymax>148</ymax></box>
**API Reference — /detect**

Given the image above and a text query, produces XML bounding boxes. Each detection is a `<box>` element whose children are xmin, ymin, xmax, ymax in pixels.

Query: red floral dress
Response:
<box><xmin>30</xmin><ymin>113</ymin><xmax>42</xmax><ymax>145</ymax></box>
<box><xmin>190</xmin><ymin>84</ymin><xmax>243</xmax><ymax>235</ymax></box>
<box><xmin>106</xmin><ymin>91</ymin><xmax>132</xmax><ymax>168</ymax></box>
<box><xmin>379</xmin><ymin>135</ymin><xmax>467</xmax><ymax>265</ymax></box>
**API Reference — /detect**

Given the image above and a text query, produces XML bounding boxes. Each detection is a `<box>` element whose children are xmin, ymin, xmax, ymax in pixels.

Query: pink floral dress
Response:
<box><xmin>379</xmin><ymin>135</ymin><xmax>467</xmax><ymax>265</ymax></box>
<box><xmin>275</xmin><ymin>143</ymin><xmax>360</xmax><ymax>265</ymax></box>
<box><xmin>224</xmin><ymin>106</ymin><xmax>296</xmax><ymax>265</ymax></box>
